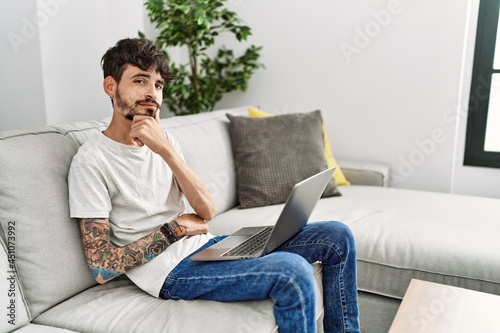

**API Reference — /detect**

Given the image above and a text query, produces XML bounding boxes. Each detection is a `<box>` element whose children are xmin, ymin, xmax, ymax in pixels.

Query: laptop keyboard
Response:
<box><xmin>222</xmin><ymin>226</ymin><xmax>274</xmax><ymax>257</ymax></box>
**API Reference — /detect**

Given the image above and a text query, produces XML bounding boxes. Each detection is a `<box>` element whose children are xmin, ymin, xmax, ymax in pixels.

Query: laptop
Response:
<box><xmin>190</xmin><ymin>167</ymin><xmax>336</xmax><ymax>261</ymax></box>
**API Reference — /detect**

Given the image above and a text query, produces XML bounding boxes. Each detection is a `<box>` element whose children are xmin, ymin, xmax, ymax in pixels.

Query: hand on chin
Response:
<box><xmin>129</xmin><ymin>109</ymin><xmax>166</xmax><ymax>152</ymax></box>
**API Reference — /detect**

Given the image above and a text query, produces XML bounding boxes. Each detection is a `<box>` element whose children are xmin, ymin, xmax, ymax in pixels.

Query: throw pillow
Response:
<box><xmin>248</xmin><ymin>107</ymin><xmax>351</xmax><ymax>186</ymax></box>
<box><xmin>227</xmin><ymin>111</ymin><xmax>341</xmax><ymax>208</ymax></box>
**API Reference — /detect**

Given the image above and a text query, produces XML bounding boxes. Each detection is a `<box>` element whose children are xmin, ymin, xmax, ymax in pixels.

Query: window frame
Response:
<box><xmin>464</xmin><ymin>0</ymin><xmax>500</xmax><ymax>168</ymax></box>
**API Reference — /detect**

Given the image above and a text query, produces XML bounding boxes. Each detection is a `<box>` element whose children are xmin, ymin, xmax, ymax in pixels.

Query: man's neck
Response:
<box><xmin>102</xmin><ymin>114</ymin><xmax>138</xmax><ymax>146</ymax></box>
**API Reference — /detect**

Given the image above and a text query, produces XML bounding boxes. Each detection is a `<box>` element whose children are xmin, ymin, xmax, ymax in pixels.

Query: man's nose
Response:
<box><xmin>145</xmin><ymin>85</ymin><xmax>155</xmax><ymax>99</ymax></box>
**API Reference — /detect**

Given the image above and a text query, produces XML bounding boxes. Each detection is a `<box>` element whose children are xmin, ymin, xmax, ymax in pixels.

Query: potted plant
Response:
<box><xmin>140</xmin><ymin>0</ymin><xmax>263</xmax><ymax>115</ymax></box>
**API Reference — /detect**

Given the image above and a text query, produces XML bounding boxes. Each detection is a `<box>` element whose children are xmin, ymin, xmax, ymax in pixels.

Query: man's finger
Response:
<box><xmin>132</xmin><ymin>137</ymin><xmax>144</xmax><ymax>147</ymax></box>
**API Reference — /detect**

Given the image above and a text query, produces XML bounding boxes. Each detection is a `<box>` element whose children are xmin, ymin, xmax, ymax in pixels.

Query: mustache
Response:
<box><xmin>135</xmin><ymin>97</ymin><xmax>160</xmax><ymax>108</ymax></box>
<box><xmin>123</xmin><ymin>97</ymin><xmax>160</xmax><ymax>121</ymax></box>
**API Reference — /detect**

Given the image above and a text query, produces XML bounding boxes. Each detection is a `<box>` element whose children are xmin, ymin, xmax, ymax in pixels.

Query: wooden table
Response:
<box><xmin>388</xmin><ymin>279</ymin><xmax>500</xmax><ymax>332</ymax></box>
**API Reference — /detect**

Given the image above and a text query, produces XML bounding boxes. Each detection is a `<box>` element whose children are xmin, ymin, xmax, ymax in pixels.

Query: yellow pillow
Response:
<box><xmin>248</xmin><ymin>107</ymin><xmax>350</xmax><ymax>186</ymax></box>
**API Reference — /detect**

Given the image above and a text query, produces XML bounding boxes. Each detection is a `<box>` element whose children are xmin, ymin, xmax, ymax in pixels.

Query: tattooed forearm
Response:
<box><xmin>79</xmin><ymin>218</ymin><xmax>169</xmax><ymax>284</ymax></box>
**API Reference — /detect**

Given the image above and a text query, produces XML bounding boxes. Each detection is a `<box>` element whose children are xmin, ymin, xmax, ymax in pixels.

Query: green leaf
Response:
<box><xmin>143</xmin><ymin>0</ymin><xmax>264</xmax><ymax>115</ymax></box>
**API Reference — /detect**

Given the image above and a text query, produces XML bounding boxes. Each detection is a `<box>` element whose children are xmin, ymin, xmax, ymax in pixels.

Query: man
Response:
<box><xmin>68</xmin><ymin>38</ymin><xmax>360</xmax><ymax>333</ymax></box>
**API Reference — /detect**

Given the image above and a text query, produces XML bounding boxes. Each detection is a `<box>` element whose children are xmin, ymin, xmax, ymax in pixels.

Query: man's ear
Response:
<box><xmin>103</xmin><ymin>76</ymin><xmax>117</xmax><ymax>98</ymax></box>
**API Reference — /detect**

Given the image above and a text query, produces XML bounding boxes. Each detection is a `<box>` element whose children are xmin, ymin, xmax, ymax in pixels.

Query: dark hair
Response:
<box><xmin>101</xmin><ymin>38</ymin><xmax>174</xmax><ymax>84</ymax></box>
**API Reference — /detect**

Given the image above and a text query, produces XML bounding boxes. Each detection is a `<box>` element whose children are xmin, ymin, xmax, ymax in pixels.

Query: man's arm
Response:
<box><xmin>158</xmin><ymin>151</ymin><xmax>216</xmax><ymax>220</ymax></box>
<box><xmin>79</xmin><ymin>214</ymin><xmax>208</xmax><ymax>284</ymax></box>
<box><xmin>80</xmin><ymin>218</ymin><xmax>179</xmax><ymax>284</ymax></box>
<box><xmin>130</xmin><ymin>112</ymin><xmax>217</xmax><ymax>220</ymax></box>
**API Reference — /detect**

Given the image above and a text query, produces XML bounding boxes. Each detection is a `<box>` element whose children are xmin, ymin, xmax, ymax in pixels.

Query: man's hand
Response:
<box><xmin>175</xmin><ymin>213</ymin><xmax>210</xmax><ymax>236</ymax></box>
<box><xmin>129</xmin><ymin>110</ymin><xmax>170</xmax><ymax>154</ymax></box>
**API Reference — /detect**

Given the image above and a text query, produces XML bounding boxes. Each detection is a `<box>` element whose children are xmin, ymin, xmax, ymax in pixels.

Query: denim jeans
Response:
<box><xmin>159</xmin><ymin>221</ymin><xmax>360</xmax><ymax>333</ymax></box>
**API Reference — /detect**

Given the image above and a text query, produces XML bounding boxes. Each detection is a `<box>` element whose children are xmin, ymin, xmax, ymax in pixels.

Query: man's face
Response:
<box><xmin>113</xmin><ymin>65</ymin><xmax>164</xmax><ymax>121</ymax></box>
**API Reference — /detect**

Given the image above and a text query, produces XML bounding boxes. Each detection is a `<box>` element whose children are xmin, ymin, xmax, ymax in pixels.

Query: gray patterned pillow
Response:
<box><xmin>227</xmin><ymin>110</ymin><xmax>341</xmax><ymax>208</ymax></box>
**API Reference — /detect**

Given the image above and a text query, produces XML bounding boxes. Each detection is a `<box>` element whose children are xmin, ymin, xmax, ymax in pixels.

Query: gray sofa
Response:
<box><xmin>1</xmin><ymin>106</ymin><xmax>500</xmax><ymax>333</ymax></box>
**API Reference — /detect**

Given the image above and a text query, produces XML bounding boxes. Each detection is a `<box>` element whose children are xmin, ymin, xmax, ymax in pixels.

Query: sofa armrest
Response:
<box><xmin>339</xmin><ymin>160</ymin><xmax>391</xmax><ymax>187</ymax></box>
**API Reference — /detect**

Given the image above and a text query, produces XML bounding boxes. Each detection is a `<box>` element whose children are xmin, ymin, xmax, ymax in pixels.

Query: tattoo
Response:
<box><xmin>145</xmin><ymin>238</ymin><xmax>169</xmax><ymax>260</ymax></box>
<box><xmin>79</xmin><ymin>218</ymin><xmax>168</xmax><ymax>283</ymax></box>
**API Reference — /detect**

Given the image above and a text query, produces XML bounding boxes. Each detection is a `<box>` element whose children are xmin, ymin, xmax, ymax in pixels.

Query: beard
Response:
<box><xmin>115</xmin><ymin>87</ymin><xmax>159</xmax><ymax>121</ymax></box>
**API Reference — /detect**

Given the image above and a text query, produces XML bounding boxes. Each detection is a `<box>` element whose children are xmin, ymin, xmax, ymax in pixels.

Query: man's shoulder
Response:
<box><xmin>72</xmin><ymin>134</ymin><xmax>106</xmax><ymax>163</ymax></box>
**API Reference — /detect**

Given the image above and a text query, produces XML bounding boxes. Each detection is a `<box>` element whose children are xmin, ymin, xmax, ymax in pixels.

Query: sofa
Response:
<box><xmin>1</xmin><ymin>106</ymin><xmax>500</xmax><ymax>333</ymax></box>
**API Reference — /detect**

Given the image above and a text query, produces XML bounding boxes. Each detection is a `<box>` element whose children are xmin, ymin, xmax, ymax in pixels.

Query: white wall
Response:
<box><xmin>40</xmin><ymin>0</ymin><xmax>146</xmax><ymax>125</ymax></box>
<box><xmin>214</xmin><ymin>0</ymin><xmax>500</xmax><ymax>199</ymax></box>
<box><xmin>0</xmin><ymin>0</ymin><xmax>47</xmax><ymax>130</ymax></box>
<box><xmin>0</xmin><ymin>0</ymin><xmax>146</xmax><ymax>131</ymax></box>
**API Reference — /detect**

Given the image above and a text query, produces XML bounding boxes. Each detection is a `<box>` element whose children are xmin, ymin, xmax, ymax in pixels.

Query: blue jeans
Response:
<box><xmin>160</xmin><ymin>221</ymin><xmax>360</xmax><ymax>333</ymax></box>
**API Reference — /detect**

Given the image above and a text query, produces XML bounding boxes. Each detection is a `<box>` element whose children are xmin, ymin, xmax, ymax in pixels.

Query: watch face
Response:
<box><xmin>174</xmin><ymin>224</ymin><xmax>187</xmax><ymax>237</ymax></box>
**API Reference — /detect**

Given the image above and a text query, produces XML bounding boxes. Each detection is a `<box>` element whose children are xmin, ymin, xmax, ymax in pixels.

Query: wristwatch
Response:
<box><xmin>169</xmin><ymin>219</ymin><xmax>187</xmax><ymax>238</ymax></box>
<box><xmin>160</xmin><ymin>220</ymin><xmax>187</xmax><ymax>244</ymax></box>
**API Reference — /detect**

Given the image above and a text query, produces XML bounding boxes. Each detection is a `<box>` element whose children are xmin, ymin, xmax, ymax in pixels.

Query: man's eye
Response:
<box><xmin>135</xmin><ymin>79</ymin><xmax>144</xmax><ymax>84</ymax></box>
<box><xmin>156</xmin><ymin>84</ymin><xmax>163</xmax><ymax>89</ymax></box>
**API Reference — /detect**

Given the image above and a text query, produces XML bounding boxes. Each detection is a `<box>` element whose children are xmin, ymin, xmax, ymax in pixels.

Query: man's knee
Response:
<box><xmin>321</xmin><ymin>221</ymin><xmax>355</xmax><ymax>243</ymax></box>
<box><xmin>334</xmin><ymin>221</ymin><xmax>356</xmax><ymax>246</ymax></box>
<box><xmin>310</xmin><ymin>221</ymin><xmax>357</xmax><ymax>261</ymax></box>
<box><xmin>270</xmin><ymin>252</ymin><xmax>315</xmax><ymax>286</ymax></box>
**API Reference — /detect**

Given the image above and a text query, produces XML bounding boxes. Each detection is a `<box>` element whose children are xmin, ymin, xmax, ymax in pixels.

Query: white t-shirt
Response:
<box><xmin>68</xmin><ymin>132</ymin><xmax>213</xmax><ymax>297</ymax></box>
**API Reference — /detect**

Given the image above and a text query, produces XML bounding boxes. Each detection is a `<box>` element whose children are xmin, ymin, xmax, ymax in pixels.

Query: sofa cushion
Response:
<box><xmin>34</xmin><ymin>263</ymin><xmax>324</xmax><ymax>333</ymax></box>
<box><xmin>51</xmin><ymin>119</ymin><xmax>109</xmax><ymax>145</ymax></box>
<box><xmin>162</xmin><ymin>107</ymin><xmax>248</xmax><ymax>214</ymax></box>
<box><xmin>35</xmin><ymin>279</ymin><xmax>275</xmax><ymax>333</ymax></box>
<box><xmin>0</xmin><ymin>129</ymin><xmax>96</xmax><ymax>318</ymax></box>
<box><xmin>0</xmin><ymin>236</ymin><xmax>30</xmax><ymax>332</ymax></box>
<box><xmin>330</xmin><ymin>186</ymin><xmax>500</xmax><ymax>300</ymax></box>
<box><xmin>227</xmin><ymin>111</ymin><xmax>340</xmax><ymax>208</ymax></box>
